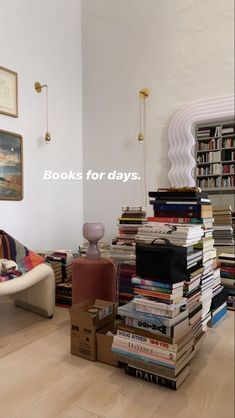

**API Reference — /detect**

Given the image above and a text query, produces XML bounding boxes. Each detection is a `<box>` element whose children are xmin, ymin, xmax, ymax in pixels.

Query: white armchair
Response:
<box><xmin>0</xmin><ymin>263</ymin><xmax>55</xmax><ymax>318</ymax></box>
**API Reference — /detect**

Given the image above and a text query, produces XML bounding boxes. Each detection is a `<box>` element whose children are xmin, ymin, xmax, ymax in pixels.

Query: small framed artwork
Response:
<box><xmin>0</xmin><ymin>129</ymin><xmax>23</xmax><ymax>200</ymax></box>
<box><xmin>0</xmin><ymin>66</ymin><xmax>18</xmax><ymax>117</ymax></box>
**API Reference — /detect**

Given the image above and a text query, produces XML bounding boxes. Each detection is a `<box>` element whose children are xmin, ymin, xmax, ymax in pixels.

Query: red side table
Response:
<box><xmin>72</xmin><ymin>257</ymin><xmax>117</xmax><ymax>304</ymax></box>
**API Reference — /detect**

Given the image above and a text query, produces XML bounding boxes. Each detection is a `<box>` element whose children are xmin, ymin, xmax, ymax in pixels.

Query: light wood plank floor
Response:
<box><xmin>0</xmin><ymin>301</ymin><xmax>234</xmax><ymax>418</ymax></box>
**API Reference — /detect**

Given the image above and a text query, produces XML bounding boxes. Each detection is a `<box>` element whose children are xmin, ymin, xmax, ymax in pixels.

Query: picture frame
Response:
<box><xmin>0</xmin><ymin>66</ymin><xmax>18</xmax><ymax>117</ymax></box>
<box><xmin>0</xmin><ymin>129</ymin><xmax>23</xmax><ymax>200</ymax></box>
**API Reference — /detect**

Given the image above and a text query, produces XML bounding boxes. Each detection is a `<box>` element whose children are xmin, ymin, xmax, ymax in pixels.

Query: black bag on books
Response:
<box><xmin>136</xmin><ymin>238</ymin><xmax>188</xmax><ymax>283</ymax></box>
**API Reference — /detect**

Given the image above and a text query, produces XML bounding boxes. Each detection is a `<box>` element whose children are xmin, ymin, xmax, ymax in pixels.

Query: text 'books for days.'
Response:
<box><xmin>112</xmin><ymin>188</ymin><xmax>227</xmax><ymax>390</ymax></box>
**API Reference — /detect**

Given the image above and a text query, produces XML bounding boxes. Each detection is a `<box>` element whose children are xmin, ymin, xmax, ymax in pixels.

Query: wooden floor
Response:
<box><xmin>0</xmin><ymin>301</ymin><xmax>234</xmax><ymax>418</ymax></box>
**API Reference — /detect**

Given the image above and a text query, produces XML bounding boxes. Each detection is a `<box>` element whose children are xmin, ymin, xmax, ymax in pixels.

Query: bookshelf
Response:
<box><xmin>195</xmin><ymin>121</ymin><xmax>235</xmax><ymax>193</ymax></box>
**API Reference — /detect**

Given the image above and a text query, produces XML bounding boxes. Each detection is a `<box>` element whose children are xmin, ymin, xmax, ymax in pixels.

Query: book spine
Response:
<box><xmin>125</xmin><ymin>317</ymin><xmax>171</xmax><ymax>337</ymax></box>
<box><xmin>114</xmin><ymin>334</ymin><xmax>177</xmax><ymax>358</ymax></box>
<box><xmin>113</xmin><ymin>339</ymin><xmax>176</xmax><ymax>363</ymax></box>
<box><xmin>125</xmin><ymin>365</ymin><xmax>176</xmax><ymax>390</ymax></box>
<box><xmin>153</xmin><ymin>210</ymin><xmax>202</xmax><ymax>218</ymax></box>
<box><xmin>134</xmin><ymin>288</ymin><xmax>172</xmax><ymax>300</ymax></box>
<box><xmin>135</xmin><ymin>304</ymin><xmax>177</xmax><ymax>318</ymax></box>
<box><xmin>113</xmin><ymin>330</ymin><xmax>178</xmax><ymax>360</ymax></box>
<box><xmin>112</xmin><ymin>346</ymin><xmax>174</xmax><ymax>368</ymax></box>
<box><xmin>153</xmin><ymin>204</ymin><xmax>201</xmax><ymax>211</ymax></box>
<box><xmin>147</xmin><ymin>217</ymin><xmax>203</xmax><ymax>224</ymax></box>
<box><xmin>131</xmin><ymin>277</ymin><xmax>172</xmax><ymax>288</ymax></box>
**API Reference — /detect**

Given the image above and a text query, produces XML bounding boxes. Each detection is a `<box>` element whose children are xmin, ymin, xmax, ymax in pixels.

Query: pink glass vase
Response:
<box><xmin>83</xmin><ymin>222</ymin><xmax>105</xmax><ymax>259</ymax></box>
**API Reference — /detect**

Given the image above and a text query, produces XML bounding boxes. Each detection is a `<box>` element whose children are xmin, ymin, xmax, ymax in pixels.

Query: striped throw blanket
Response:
<box><xmin>0</xmin><ymin>230</ymin><xmax>44</xmax><ymax>274</ymax></box>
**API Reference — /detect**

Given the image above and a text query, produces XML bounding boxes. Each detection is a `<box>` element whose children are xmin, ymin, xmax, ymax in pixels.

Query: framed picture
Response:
<box><xmin>0</xmin><ymin>130</ymin><xmax>23</xmax><ymax>200</ymax></box>
<box><xmin>0</xmin><ymin>66</ymin><xmax>18</xmax><ymax>117</ymax></box>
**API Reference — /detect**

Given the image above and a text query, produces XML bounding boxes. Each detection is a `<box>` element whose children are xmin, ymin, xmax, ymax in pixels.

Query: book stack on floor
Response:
<box><xmin>213</xmin><ymin>205</ymin><xmax>234</xmax><ymax>247</ymax></box>
<box><xmin>208</xmin><ymin>267</ymin><xmax>227</xmax><ymax>327</ymax></box>
<box><xmin>111</xmin><ymin>188</ymin><xmax>216</xmax><ymax>390</ymax></box>
<box><xmin>219</xmin><ymin>252</ymin><xmax>235</xmax><ymax>311</ymax></box>
<box><xmin>147</xmin><ymin>189</ymin><xmax>220</xmax><ymax>331</ymax></box>
<box><xmin>111</xmin><ymin>206</ymin><xmax>147</xmax><ymax>262</ymax></box>
<box><xmin>112</xmin><ymin>289</ymin><xmax>194</xmax><ymax>390</ymax></box>
<box><xmin>111</xmin><ymin>206</ymin><xmax>146</xmax><ymax>304</ymax></box>
<box><xmin>56</xmin><ymin>282</ymin><xmax>72</xmax><ymax>306</ymax></box>
<box><xmin>79</xmin><ymin>242</ymin><xmax>110</xmax><ymax>258</ymax></box>
<box><xmin>116</xmin><ymin>263</ymin><xmax>136</xmax><ymax>306</ymax></box>
<box><xmin>46</xmin><ymin>260</ymin><xmax>63</xmax><ymax>284</ymax></box>
<box><xmin>44</xmin><ymin>249</ymin><xmax>76</xmax><ymax>306</ymax></box>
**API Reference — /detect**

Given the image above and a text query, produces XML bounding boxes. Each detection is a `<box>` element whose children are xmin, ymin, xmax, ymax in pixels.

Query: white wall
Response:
<box><xmin>82</xmin><ymin>0</ymin><xmax>234</xmax><ymax>242</ymax></box>
<box><xmin>0</xmin><ymin>0</ymin><xmax>83</xmax><ymax>251</ymax></box>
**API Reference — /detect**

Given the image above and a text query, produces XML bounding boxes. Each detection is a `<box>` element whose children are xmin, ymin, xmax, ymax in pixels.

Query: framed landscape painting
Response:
<box><xmin>0</xmin><ymin>130</ymin><xmax>23</xmax><ymax>200</ymax></box>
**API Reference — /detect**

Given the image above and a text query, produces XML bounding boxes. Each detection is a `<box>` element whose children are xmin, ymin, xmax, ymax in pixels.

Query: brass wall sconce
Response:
<box><xmin>138</xmin><ymin>87</ymin><xmax>150</xmax><ymax>141</ymax></box>
<box><xmin>34</xmin><ymin>81</ymin><xmax>51</xmax><ymax>142</ymax></box>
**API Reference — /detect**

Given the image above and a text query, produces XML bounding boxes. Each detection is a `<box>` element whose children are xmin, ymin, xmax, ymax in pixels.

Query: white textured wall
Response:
<box><xmin>82</xmin><ymin>0</ymin><xmax>234</xmax><ymax>241</ymax></box>
<box><xmin>0</xmin><ymin>0</ymin><xmax>83</xmax><ymax>251</ymax></box>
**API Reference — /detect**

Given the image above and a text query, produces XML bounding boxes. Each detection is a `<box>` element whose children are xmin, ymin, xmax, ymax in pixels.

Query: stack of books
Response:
<box><xmin>79</xmin><ymin>242</ymin><xmax>110</xmax><ymax>258</ymax></box>
<box><xmin>145</xmin><ymin>188</ymin><xmax>216</xmax><ymax>332</ymax></box>
<box><xmin>116</xmin><ymin>263</ymin><xmax>136</xmax><ymax>306</ymax></box>
<box><xmin>219</xmin><ymin>252</ymin><xmax>235</xmax><ymax>311</ymax></box>
<box><xmin>111</xmin><ymin>206</ymin><xmax>147</xmax><ymax>262</ymax></box>
<box><xmin>208</xmin><ymin>267</ymin><xmax>227</xmax><ymax>327</ymax></box>
<box><xmin>55</xmin><ymin>282</ymin><xmax>72</xmax><ymax>306</ymax></box>
<box><xmin>113</xmin><ymin>288</ymin><xmax>194</xmax><ymax>390</ymax></box>
<box><xmin>213</xmin><ymin>205</ymin><xmax>234</xmax><ymax>246</ymax></box>
<box><xmin>110</xmin><ymin>206</ymin><xmax>146</xmax><ymax>304</ymax></box>
<box><xmin>40</xmin><ymin>249</ymin><xmax>77</xmax><ymax>306</ymax></box>
<box><xmin>47</xmin><ymin>260</ymin><xmax>63</xmax><ymax>284</ymax></box>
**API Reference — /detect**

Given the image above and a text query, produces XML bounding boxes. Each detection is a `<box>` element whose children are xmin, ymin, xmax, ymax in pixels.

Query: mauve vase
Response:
<box><xmin>83</xmin><ymin>222</ymin><xmax>105</xmax><ymax>259</ymax></box>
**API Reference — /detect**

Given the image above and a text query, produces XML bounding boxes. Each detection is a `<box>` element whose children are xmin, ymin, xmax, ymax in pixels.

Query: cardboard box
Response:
<box><xmin>96</xmin><ymin>325</ymin><xmax>117</xmax><ymax>367</ymax></box>
<box><xmin>70</xmin><ymin>299</ymin><xmax>116</xmax><ymax>361</ymax></box>
<box><xmin>96</xmin><ymin>320</ymin><xmax>123</xmax><ymax>367</ymax></box>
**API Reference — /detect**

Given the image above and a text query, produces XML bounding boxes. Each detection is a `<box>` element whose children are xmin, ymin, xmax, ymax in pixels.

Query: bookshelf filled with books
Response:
<box><xmin>195</xmin><ymin>122</ymin><xmax>235</xmax><ymax>192</ymax></box>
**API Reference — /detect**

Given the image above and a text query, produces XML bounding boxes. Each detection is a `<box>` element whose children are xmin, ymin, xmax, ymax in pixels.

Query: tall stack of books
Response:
<box><xmin>213</xmin><ymin>205</ymin><xmax>234</xmax><ymax>247</ymax></box>
<box><xmin>143</xmin><ymin>188</ymin><xmax>215</xmax><ymax>332</ymax></box>
<box><xmin>116</xmin><ymin>263</ymin><xmax>136</xmax><ymax>306</ymax></box>
<box><xmin>219</xmin><ymin>252</ymin><xmax>235</xmax><ymax>311</ymax></box>
<box><xmin>111</xmin><ymin>206</ymin><xmax>147</xmax><ymax>261</ymax></box>
<box><xmin>208</xmin><ymin>267</ymin><xmax>227</xmax><ymax>327</ymax></box>
<box><xmin>112</xmin><ymin>188</ymin><xmax>217</xmax><ymax>390</ymax></box>
<box><xmin>111</xmin><ymin>207</ymin><xmax>146</xmax><ymax>304</ymax></box>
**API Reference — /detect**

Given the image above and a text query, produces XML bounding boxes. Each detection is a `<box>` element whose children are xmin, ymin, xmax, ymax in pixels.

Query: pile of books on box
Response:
<box><xmin>219</xmin><ymin>252</ymin><xmax>235</xmax><ymax>311</ymax></box>
<box><xmin>213</xmin><ymin>205</ymin><xmax>234</xmax><ymax>247</ymax></box>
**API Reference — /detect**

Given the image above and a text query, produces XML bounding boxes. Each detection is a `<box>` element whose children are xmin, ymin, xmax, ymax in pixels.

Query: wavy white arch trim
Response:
<box><xmin>168</xmin><ymin>94</ymin><xmax>235</xmax><ymax>187</ymax></box>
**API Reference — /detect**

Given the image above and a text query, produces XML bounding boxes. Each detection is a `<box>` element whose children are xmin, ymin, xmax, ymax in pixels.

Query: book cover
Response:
<box><xmin>125</xmin><ymin>364</ymin><xmax>190</xmax><ymax>390</ymax></box>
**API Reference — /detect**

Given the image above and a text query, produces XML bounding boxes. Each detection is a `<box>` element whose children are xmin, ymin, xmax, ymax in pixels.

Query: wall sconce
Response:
<box><xmin>138</xmin><ymin>88</ymin><xmax>150</xmax><ymax>142</ymax></box>
<box><xmin>34</xmin><ymin>81</ymin><xmax>51</xmax><ymax>142</ymax></box>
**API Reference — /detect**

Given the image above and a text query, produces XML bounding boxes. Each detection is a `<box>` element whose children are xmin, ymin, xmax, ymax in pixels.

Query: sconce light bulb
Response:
<box><xmin>138</xmin><ymin>132</ymin><xmax>144</xmax><ymax>142</ymax></box>
<box><xmin>45</xmin><ymin>131</ymin><xmax>51</xmax><ymax>142</ymax></box>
